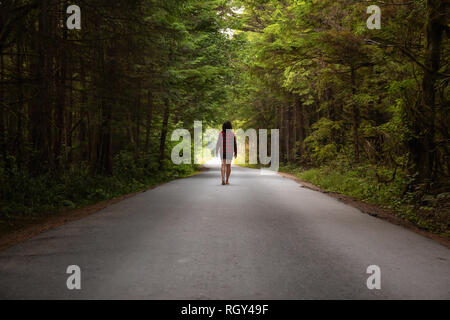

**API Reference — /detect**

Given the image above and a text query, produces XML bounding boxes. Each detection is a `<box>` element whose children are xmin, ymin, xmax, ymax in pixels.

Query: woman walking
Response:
<box><xmin>216</xmin><ymin>121</ymin><xmax>237</xmax><ymax>185</ymax></box>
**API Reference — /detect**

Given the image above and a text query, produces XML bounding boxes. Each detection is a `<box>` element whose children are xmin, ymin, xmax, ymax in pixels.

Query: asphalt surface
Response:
<box><xmin>0</xmin><ymin>162</ymin><xmax>449</xmax><ymax>299</ymax></box>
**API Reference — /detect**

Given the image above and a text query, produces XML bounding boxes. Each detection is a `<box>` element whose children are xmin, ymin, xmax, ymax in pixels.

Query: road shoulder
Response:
<box><xmin>0</xmin><ymin>170</ymin><xmax>206</xmax><ymax>252</ymax></box>
<box><xmin>277</xmin><ymin>171</ymin><xmax>450</xmax><ymax>249</ymax></box>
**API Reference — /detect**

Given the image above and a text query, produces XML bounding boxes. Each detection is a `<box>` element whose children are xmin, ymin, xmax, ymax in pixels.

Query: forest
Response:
<box><xmin>0</xmin><ymin>1</ymin><xmax>449</xmax><ymax>236</ymax></box>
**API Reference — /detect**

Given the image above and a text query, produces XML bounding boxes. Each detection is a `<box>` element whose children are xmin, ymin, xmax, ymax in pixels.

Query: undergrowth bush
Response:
<box><xmin>279</xmin><ymin>161</ymin><xmax>448</xmax><ymax>236</ymax></box>
<box><xmin>0</xmin><ymin>153</ymin><xmax>197</xmax><ymax>222</ymax></box>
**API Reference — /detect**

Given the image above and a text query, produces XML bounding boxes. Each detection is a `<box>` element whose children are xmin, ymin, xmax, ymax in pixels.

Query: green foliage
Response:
<box><xmin>0</xmin><ymin>0</ymin><xmax>448</xmax><ymax>236</ymax></box>
<box><xmin>304</xmin><ymin>118</ymin><xmax>342</xmax><ymax>164</ymax></box>
<box><xmin>280</xmin><ymin>163</ymin><xmax>448</xmax><ymax>236</ymax></box>
<box><xmin>0</xmin><ymin>153</ymin><xmax>197</xmax><ymax>222</ymax></box>
<box><xmin>0</xmin><ymin>0</ymin><xmax>228</xmax><ymax>223</ymax></box>
<box><xmin>228</xmin><ymin>0</ymin><xmax>449</xmax><ymax>233</ymax></box>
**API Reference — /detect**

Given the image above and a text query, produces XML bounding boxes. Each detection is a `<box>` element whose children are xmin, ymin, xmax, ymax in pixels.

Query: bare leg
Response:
<box><xmin>221</xmin><ymin>162</ymin><xmax>226</xmax><ymax>184</ymax></box>
<box><xmin>226</xmin><ymin>164</ymin><xmax>231</xmax><ymax>184</ymax></box>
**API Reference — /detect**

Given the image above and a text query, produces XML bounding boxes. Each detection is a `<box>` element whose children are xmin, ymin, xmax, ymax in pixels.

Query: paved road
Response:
<box><xmin>0</xmin><ymin>163</ymin><xmax>449</xmax><ymax>299</ymax></box>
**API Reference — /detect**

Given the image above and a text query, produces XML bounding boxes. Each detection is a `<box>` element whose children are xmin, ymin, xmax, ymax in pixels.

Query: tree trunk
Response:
<box><xmin>96</xmin><ymin>45</ymin><xmax>113</xmax><ymax>176</ymax></box>
<box><xmin>98</xmin><ymin>98</ymin><xmax>112</xmax><ymax>175</ymax></box>
<box><xmin>29</xmin><ymin>0</ymin><xmax>52</xmax><ymax>175</ymax></box>
<box><xmin>54</xmin><ymin>20</ymin><xmax>67</xmax><ymax>170</ymax></box>
<box><xmin>126</xmin><ymin>112</ymin><xmax>135</xmax><ymax>145</ymax></box>
<box><xmin>296</xmin><ymin>97</ymin><xmax>305</xmax><ymax>157</ymax></box>
<box><xmin>351</xmin><ymin>67</ymin><xmax>360</xmax><ymax>163</ymax></box>
<box><xmin>0</xmin><ymin>50</ymin><xmax>5</xmax><ymax>166</ymax></box>
<box><xmin>134</xmin><ymin>82</ymin><xmax>141</xmax><ymax>155</ymax></box>
<box><xmin>79</xmin><ymin>63</ymin><xmax>88</xmax><ymax>162</ymax></box>
<box><xmin>15</xmin><ymin>41</ymin><xmax>24</xmax><ymax>168</ymax></box>
<box><xmin>66</xmin><ymin>74</ymin><xmax>73</xmax><ymax>165</ymax></box>
<box><xmin>159</xmin><ymin>99</ymin><xmax>170</xmax><ymax>169</ymax></box>
<box><xmin>135</xmin><ymin>97</ymin><xmax>141</xmax><ymax>154</ymax></box>
<box><xmin>280</xmin><ymin>104</ymin><xmax>284</xmax><ymax>161</ymax></box>
<box><xmin>292</xmin><ymin>100</ymin><xmax>297</xmax><ymax>161</ymax></box>
<box><xmin>145</xmin><ymin>88</ymin><xmax>154</xmax><ymax>153</ymax></box>
<box><xmin>285</xmin><ymin>104</ymin><xmax>290</xmax><ymax>162</ymax></box>
<box><xmin>410</xmin><ymin>0</ymin><xmax>446</xmax><ymax>181</ymax></box>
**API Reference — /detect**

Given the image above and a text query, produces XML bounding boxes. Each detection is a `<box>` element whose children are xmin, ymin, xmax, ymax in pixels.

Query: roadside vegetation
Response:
<box><xmin>0</xmin><ymin>1</ymin><xmax>448</xmax><ymax>237</ymax></box>
<box><xmin>243</xmin><ymin>161</ymin><xmax>449</xmax><ymax>237</ymax></box>
<box><xmin>231</xmin><ymin>0</ymin><xmax>449</xmax><ymax>237</ymax></box>
<box><xmin>0</xmin><ymin>156</ymin><xmax>197</xmax><ymax>234</ymax></box>
<box><xmin>0</xmin><ymin>1</ymin><xmax>232</xmax><ymax>230</ymax></box>
<box><xmin>281</xmin><ymin>163</ymin><xmax>449</xmax><ymax>237</ymax></box>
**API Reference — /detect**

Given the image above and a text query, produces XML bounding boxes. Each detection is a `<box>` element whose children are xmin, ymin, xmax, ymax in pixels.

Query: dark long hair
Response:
<box><xmin>222</xmin><ymin>121</ymin><xmax>232</xmax><ymax>132</ymax></box>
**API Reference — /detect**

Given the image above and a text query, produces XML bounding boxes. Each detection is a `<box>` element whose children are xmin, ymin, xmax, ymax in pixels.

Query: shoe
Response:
<box><xmin>222</xmin><ymin>181</ymin><xmax>226</xmax><ymax>185</ymax></box>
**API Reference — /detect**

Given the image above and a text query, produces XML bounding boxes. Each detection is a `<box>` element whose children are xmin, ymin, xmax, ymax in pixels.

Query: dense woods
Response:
<box><xmin>227</xmin><ymin>0</ymin><xmax>449</xmax><ymax>234</ymax></box>
<box><xmin>0</xmin><ymin>0</ymin><xmax>233</xmax><ymax>218</ymax></box>
<box><xmin>0</xmin><ymin>1</ymin><xmax>448</xmax><ymax>235</ymax></box>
